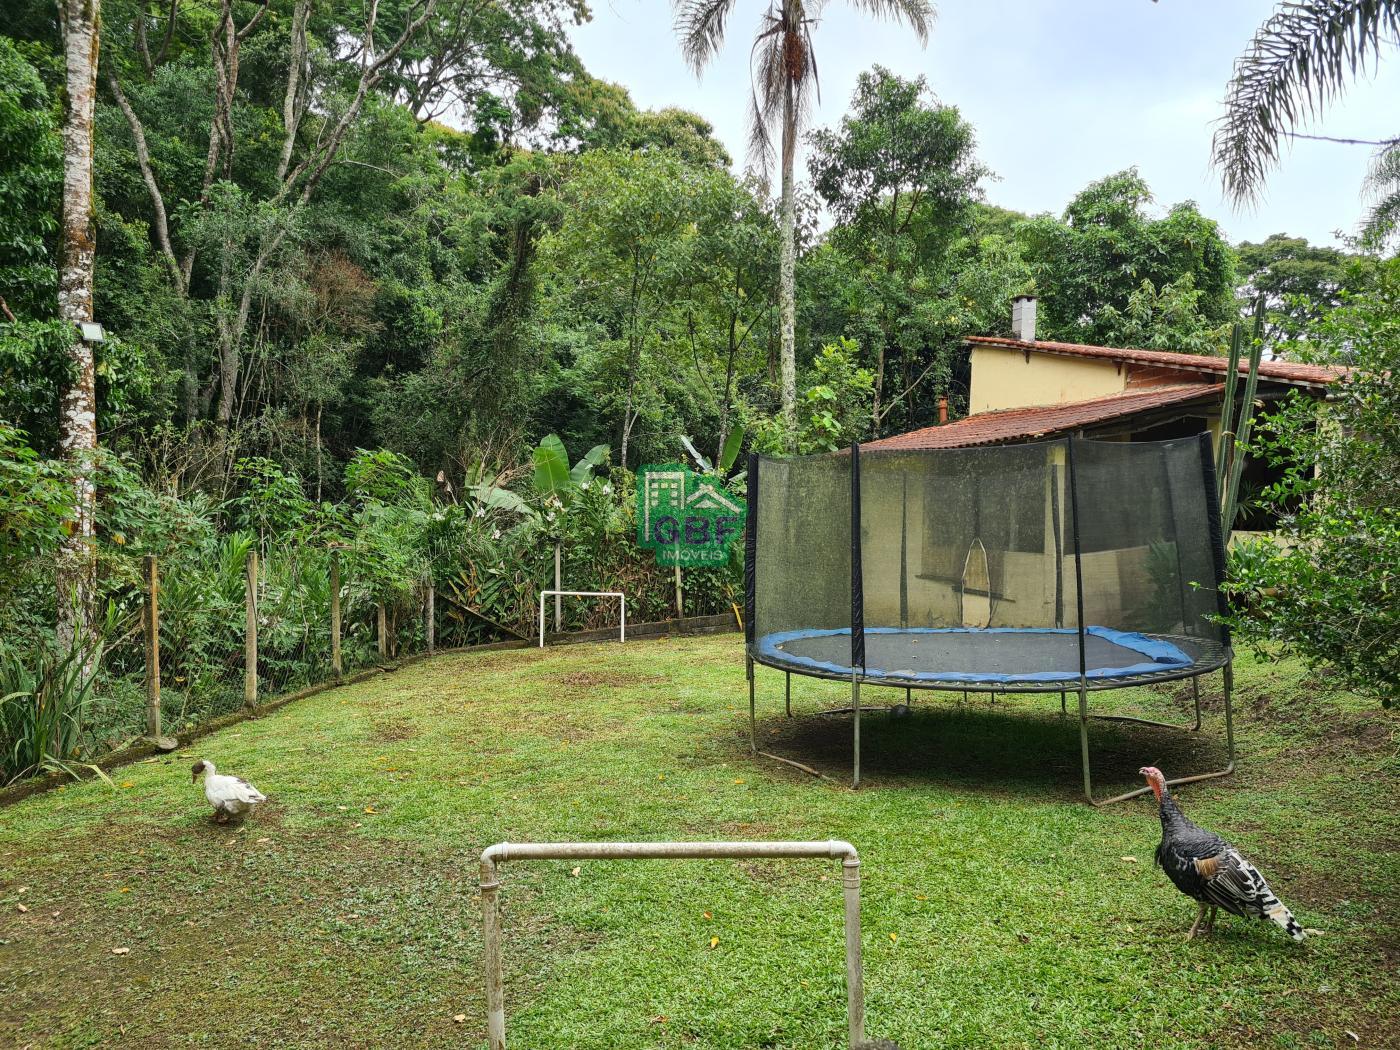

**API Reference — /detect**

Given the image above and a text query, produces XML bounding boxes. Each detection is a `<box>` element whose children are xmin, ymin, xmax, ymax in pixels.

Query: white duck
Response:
<box><xmin>191</xmin><ymin>759</ymin><xmax>267</xmax><ymax>823</ymax></box>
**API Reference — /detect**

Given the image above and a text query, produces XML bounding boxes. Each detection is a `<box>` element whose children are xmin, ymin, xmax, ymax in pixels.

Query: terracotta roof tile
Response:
<box><xmin>967</xmin><ymin>335</ymin><xmax>1345</xmax><ymax>387</ymax></box>
<box><xmin>865</xmin><ymin>385</ymin><xmax>1223</xmax><ymax>451</ymax></box>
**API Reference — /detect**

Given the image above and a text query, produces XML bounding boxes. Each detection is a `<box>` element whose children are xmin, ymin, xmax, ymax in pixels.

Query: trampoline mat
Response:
<box><xmin>755</xmin><ymin>626</ymin><xmax>1198</xmax><ymax>685</ymax></box>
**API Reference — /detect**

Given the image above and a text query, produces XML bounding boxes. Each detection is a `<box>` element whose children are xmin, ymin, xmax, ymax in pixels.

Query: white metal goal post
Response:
<box><xmin>538</xmin><ymin>590</ymin><xmax>626</xmax><ymax>647</ymax></box>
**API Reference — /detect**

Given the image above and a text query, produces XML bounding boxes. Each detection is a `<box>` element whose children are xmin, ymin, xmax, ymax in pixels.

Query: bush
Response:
<box><xmin>1223</xmin><ymin>261</ymin><xmax>1400</xmax><ymax>701</ymax></box>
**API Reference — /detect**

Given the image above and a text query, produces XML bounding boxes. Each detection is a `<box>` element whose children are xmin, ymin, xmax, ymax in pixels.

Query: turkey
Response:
<box><xmin>192</xmin><ymin>759</ymin><xmax>267</xmax><ymax>823</ymax></box>
<box><xmin>1140</xmin><ymin>766</ymin><xmax>1305</xmax><ymax>941</ymax></box>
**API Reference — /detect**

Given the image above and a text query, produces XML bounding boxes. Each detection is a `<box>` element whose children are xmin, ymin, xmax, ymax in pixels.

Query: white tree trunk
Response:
<box><xmin>56</xmin><ymin>0</ymin><xmax>101</xmax><ymax>661</ymax></box>
<box><xmin>778</xmin><ymin>78</ymin><xmax>798</xmax><ymax>448</ymax></box>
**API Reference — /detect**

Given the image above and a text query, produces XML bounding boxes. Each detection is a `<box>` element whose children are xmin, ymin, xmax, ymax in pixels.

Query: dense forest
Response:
<box><xmin>1</xmin><ymin>0</ymin><xmax>1393</xmax><ymax>776</ymax></box>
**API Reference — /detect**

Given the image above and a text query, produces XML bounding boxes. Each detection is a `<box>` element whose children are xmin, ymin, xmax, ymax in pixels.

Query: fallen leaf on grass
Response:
<box><xmin>1120</xmin><ymin>856</ymin><xmax>1137</xmax><ymax>864</ymax></box>
<box><xmin>119</xmin><ymin>887</ymin><xmax>131</xmax><ymax>894</ymax></box>
<box><xmin>1304</xmin><ymin>927</ymin><xmax>1326</xmax><ymax>936</ymax></box>
<box><xmin>257</xmin><ymin>837</ymin><xmax>270</xmax><ymax>844</ymax></box>
<box><xmin>336</xmin><ymin>805</ymin><xmax>348</xmax><ymax>811</ymax></box>
<box><xmin>16</xmin><ymin>904</ymin><xmax>28</xmax><ymax>913</ymax></box>
<box><xmin>570</xmin><ymin>866</ymin><xmax>581</xmax><ymax>877</ymax></box>
<box><xmin>452</xmin><ymin>1014</ymin><xmax>466</xmax><ymax>1024</ymax></box>
<box><xmin>709</xmin><ymin>936</ymin><xmax>719</xmax><ymax>949</ymax></box>
<box><xmin>889</xmin><ymin>932</ymin><xmax>898</xmax><ymax>943</ymax></box>
<box><xmin>111</xmin><ymin>947</ymin><xmax>129</xmax><ymax>956</ymax></box>
<box><xmin>363</xmin><ymin>806</ymin><xmax>376</xmax><ymax>814</ymax></box>
<box><xmin>650</xmin><ymin>1015</ymin><xmax>668</xmax><ymax>1025</ymax></box>
<box><xmin>733</xmin><ymin>778</ymin><xmax>745</xmax><ymax>785</ymax></box>
<box><xmin>915</xmin><ymin>894</ymin><xmax>927</xmax><ymax>901</ymax></box>
<box><xmin>702</xmin><ymin>911</ymin><xmax>712</xmax><ymax>920</ymax></box>
<box><xmin>120</xmin><ymin>781</ymin><xmax>134</xmax><ymax>789</ymax></box>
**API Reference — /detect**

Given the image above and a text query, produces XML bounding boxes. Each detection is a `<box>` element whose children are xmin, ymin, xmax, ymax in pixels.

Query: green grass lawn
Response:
<box><xmin>1</xmin><ymin>634</ymin><xmax>1396</xmax><ymax>1049</ymax></box>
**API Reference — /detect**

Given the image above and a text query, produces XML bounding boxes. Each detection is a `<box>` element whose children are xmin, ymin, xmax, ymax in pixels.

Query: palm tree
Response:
<box><xmin>673</xmin><ymin>1</ymin><xmax>934</xmax><ymax>445</ymax></box>
<box><xmin>1212</xmin><ymin>0</ymin><xmax>1400</xmax><ymax>215</ymax></box>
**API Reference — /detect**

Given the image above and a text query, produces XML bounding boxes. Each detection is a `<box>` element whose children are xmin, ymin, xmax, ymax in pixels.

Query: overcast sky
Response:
<box><xmin>569</xmin><ymin>0</ymin><xmax>1400</xmax><ymax>247</ymax></box>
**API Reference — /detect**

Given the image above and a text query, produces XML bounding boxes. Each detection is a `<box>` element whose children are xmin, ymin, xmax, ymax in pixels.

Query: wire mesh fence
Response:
<box><xmin>41</xmin><ymin>533</ymin><xmax>741</xmax><ymax>773</ymax></box>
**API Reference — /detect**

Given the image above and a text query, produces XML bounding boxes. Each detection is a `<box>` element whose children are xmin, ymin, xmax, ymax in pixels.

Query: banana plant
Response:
<box><xmin>466</xmin><ymin>435</ymin><xmax>610</xmax><ymax>521</ymax></box>
<box><xmin>681</xmin><ymin>424</ymin><xmax>746</xmax><ymax>478</ymax></box>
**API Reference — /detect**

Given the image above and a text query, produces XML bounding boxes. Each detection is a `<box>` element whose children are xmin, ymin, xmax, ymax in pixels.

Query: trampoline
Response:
<box><xmin>743</xmin><ymin>435</ymin><xmax>1235</xmax><ymax>805</ymax></box>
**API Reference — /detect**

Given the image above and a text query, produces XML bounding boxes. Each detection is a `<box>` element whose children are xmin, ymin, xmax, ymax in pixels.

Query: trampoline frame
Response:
<box><xmin>742</xmin><ymin>434</ymin><xmax>1236</xmax><ymax>806</ymax></box>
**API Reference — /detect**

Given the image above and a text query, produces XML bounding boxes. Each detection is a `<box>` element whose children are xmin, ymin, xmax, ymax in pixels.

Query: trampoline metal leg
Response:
<box><xmin>905</xmin><ymin>686</ymin><xmax>911</xmax><ymax>707</ymax></box>
<box><xmin>1191</xmin><ymin>676</ymin><xmax>1202</xmax><ymax>732</ymax></box>
<box><xmin>1088</xmin><ymin>662</ymin><xmax>1237</xmax><ymax>806</ymax></box>
<box><xmin>1078</xmin><ymin>683</ymin><xmax>1092</xmax><ymax>803</ymax></box>
<box><xmin>785</xmin><ymin>672</ymin><xmax>792</xmax><ymax>718</ymax></box>
<box><xmin>747</xmin><ymin>657</ymin><xmax>757</xmax><ymax>755</ymax></box>
<box><xmin>1060</xmin><ymin>690</ymin><xmax>1067</xmax><ymax>717</ymax></box>
<box><xmin>852</xmin><ymin>674</ymin><xmax>862</xmax><ymax>791</ymax></box>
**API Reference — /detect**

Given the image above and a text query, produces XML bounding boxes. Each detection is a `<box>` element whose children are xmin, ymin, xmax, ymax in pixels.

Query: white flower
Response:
<box><xmin>492</xmin><ymin>529</ymin><xmax>501</xmax><ymax>540</ymax></box>
<box><xmin>546</xmin><ymin>512</ymin><xmax>555</xmax><ymax>523</ymax></box>
<box><xmin>475</xmin><ymin>506</ymin><xmax>485</xmax><ymax>518</ymax></box>
<box><xmin>580</xmin><ymin>480</ymin><xmax>590</xmax><ymax>491</ymax></box>
<box><xmin>603</xmin><ymin>484</ymin><xmax>612</xmax><ymax>495</ymax></box>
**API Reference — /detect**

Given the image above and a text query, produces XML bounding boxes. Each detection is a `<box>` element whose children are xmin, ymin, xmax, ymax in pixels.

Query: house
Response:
<box><xmin>867</xmin><ymin>295</ymin><xmax>1344</xmax><ymax>454</ymax></box>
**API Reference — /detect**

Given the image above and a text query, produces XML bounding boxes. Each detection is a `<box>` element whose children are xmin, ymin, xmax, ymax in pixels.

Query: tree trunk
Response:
<box><xmin>778</xmin><ymin>77</ymin><xmax>798</xmax><ymax>448</ymax></box>
<box><xmin>56</xmin><ymin>0</ymin><xmax>101</xmax><ymax>664</ymax></box>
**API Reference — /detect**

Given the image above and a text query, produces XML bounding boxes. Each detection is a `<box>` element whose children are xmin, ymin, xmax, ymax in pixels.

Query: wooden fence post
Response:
<box><xmin>377</xmin><ymin>602</ymin><xmax>387</xmax><ymax>659</ymax></box>
<box><xmin>426</xmin><ymin>578</ymin><xmax>435</xmax><ymax>655</ymax></box>
<box><xmin>330</xmin><ymin>549</ymin><xmax>342</xmax><ymax>678</ymax></box>
<box><xmin>674</xmin><ymin>561</ymin><xmax>683</xmax><ymax>618</ymax></box>
<box><xmin>245</xmin><ymin>550</ymin><xmax>259</xmax><ymax>709</ymax></box>
<box><xmin>143</xmin><ymin>555</ymin><xmax>161</xmax><ymax>737</ymax></box>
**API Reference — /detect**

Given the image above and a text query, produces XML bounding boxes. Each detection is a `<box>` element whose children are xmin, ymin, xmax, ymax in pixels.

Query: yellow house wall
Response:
<box><xmin>968</xmin><ymin>346</ymin><xmax>1126</xmax><ymax>413</ymax></box>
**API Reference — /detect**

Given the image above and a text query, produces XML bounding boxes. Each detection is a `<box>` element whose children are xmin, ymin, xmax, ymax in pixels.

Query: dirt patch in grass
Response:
<box><xmin>554</xmin><ymin>670</ymin><xmax>662</xmax><ymax>689</ymax></box>
<box><xmin>371</xmin><ymin>717</ymin><xmax>421</xmax><ymax>742</ymax></box>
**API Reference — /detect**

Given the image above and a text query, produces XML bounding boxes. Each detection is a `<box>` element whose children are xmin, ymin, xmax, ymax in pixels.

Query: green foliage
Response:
<box><xmin>1019</xmin><ymin>169</ymin><xmax>1237</xmax><ymax>349</ymax></box>
<box><xmin>755</xmin><ymin>338</ymin><xmax>874</xmax><ymax>454</ymax></box>
<box><xmin>0</xmin><ymin>638</ymin><xmax>98</xmax><ymax>784</ymax></box>
<box><xmin>1236</xmin><ymin>233</ymin><xmax>1373</xmax><ymax>346</ymax></box>
<box><xmin>0</xmin><ymin>422</ymin><xmax>70</xmax><ymax>590</ymax></box>
<box><xmin>0</xmin><ymin>35</ymin><xmax>60</xmax><ymax>318</ymax></box>
<box><xmin>808</xmin><ymin>66</ymin><xmax>987</xmax><ymax>434</ymax></box>
<box><xmin>1223</xmin><ymin>259</ymin><xmax>1400</xmax><ymax>699</ymax></box>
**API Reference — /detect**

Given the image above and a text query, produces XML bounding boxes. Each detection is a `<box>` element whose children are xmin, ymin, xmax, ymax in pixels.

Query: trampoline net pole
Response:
<box><xmin>851</xmin><ymin>442</ymin><xmax>865</xmax><ymax>790</ymax></box>
<box><xmin>1066</xmin><ymin>437</ymin><xmax>1092</xmax><ymax>801</ymax></box>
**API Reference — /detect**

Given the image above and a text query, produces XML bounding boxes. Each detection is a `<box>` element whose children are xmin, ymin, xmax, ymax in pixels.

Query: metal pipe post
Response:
<box><xmin>481</xmin><ymin>854</ymin><xmax>505</xmax><ymax>1050</ymax></box>
<box><xmin>842</xmin><ymin>854</ymin><xmax>865</xmax><ymax>1046</ymax></box>
<box><xmin>785</xmin><ymin>671</ymin><xmax>791</xmax><ymax>718</ymax></box>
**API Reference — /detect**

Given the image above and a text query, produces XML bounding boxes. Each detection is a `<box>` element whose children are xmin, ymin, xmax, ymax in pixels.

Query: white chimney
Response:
<box><xmin>1011</xmin><ymin>295</ymin><xmax>1037</xmax><ymax>343</ymax></box>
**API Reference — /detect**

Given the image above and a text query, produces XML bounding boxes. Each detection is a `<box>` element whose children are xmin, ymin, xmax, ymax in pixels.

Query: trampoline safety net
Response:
<box><xmin>745</xmin><ymin>435</ymin><xmax>1230</xmax><ymax>690</ymax></box>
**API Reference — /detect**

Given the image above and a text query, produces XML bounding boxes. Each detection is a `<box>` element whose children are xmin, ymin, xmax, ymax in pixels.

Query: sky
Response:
<box><xmin>568</xmin><ymin>0</ymin><xmax>1400</xmax><ymax>247</ymax></box>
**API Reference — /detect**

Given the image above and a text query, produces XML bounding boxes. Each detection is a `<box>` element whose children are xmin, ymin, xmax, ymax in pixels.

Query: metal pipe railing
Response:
<box><xmin>480</xmin><ymin>839</ymin><xmax>864</xmax><ymax>1049</ymax></box>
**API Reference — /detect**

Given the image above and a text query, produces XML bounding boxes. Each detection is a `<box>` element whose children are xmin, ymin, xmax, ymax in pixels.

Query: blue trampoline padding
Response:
<box><xmin>755</xmin><ymin>626</ymin><xmax>1194</xmax><ymax>684</ymax></box>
